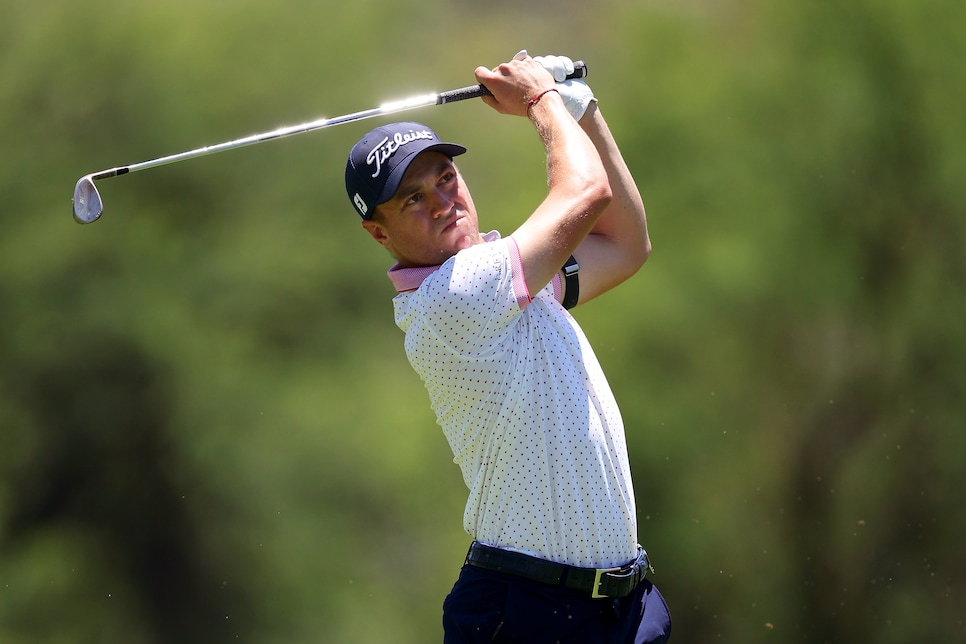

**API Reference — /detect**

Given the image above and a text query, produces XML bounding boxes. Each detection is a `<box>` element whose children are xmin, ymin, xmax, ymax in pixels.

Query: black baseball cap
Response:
<box><xmin>345</xmin><ymin>121</ymin><xmax>466</xmax><ymax>220</ymax></box>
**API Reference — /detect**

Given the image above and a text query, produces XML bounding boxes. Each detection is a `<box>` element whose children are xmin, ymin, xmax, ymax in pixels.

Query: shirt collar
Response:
<box><xmin>387</xmin><ymin>231</ymin><xmax>501</xmax><ymax>293</ymax></box>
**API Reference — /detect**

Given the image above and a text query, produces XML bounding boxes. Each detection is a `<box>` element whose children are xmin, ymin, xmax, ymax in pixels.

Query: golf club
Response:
<box><xmin>72</xmin><ymin>61</ymin><xmax>587</xmax><ymax>224</ymax></box>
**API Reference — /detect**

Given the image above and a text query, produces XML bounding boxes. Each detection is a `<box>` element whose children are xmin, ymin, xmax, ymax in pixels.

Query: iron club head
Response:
<box><xmin>73</xmin><ymin>175</ymin><xmax>103</xmax><ymax>224</ymax></box>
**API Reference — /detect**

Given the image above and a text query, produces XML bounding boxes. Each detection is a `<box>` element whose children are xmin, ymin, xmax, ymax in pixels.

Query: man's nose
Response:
<box><xmin>430</xmin><ymin>188</ymin><xmax>454</xmax><ymax>217</ymax></box>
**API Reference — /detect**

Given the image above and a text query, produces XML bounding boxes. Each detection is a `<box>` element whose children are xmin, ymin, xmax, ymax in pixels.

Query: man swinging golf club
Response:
<box><xmin>345</xmin><ymin>51</ymin><xmax>671</xmax><ymax>643</ymax></box>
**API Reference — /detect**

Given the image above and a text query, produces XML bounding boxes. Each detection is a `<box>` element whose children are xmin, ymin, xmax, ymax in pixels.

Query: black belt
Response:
<box><xmin>465</xmin><ymin>542</ymin><xmax>651</xmax><ymax>599</ymax></box>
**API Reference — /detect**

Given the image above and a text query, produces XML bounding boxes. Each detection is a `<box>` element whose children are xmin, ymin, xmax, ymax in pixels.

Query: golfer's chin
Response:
<box><xmin>439</xmin><ymin>216</ymin><xmax>480</xmax><ymax>252</ymax></box>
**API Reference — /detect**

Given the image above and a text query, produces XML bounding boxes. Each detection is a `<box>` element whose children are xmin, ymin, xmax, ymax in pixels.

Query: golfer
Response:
<box><xmin>345</xmin><ymin>52</ymin><xmax>671</xmax><ymax>643</ymax></box>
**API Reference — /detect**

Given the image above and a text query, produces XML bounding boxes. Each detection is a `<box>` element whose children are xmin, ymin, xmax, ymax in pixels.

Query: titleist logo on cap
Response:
<box><xmin>366</xmin><ymin>129</ymin><xmax>436</xmax><ymax>178</ymax></box>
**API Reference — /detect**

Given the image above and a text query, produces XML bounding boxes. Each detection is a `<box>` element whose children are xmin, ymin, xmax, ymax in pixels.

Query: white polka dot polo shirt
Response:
<box><xmin>388</xmin><ymin>232</ymin><xmax>638</xmax><ymax>569</ymax></box>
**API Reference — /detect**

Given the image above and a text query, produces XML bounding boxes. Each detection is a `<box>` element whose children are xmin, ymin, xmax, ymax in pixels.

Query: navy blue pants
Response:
<box><xmin>442</xmin><ymin>563</ymin><xmax>672</xmax><ymax>643</ymax></box>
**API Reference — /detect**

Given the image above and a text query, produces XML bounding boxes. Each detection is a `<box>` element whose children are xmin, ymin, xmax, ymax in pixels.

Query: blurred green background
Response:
<box><xmin>2</xmin><ymin>0</ymin><xmax>963</xmax><ymax>641</ymax></box>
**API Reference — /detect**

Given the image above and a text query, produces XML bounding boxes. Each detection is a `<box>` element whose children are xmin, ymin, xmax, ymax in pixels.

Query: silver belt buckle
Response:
<box><xmin>591</xmin><ymin>566</ymin><xmax>621</xmax><ymax>599</ymax></box>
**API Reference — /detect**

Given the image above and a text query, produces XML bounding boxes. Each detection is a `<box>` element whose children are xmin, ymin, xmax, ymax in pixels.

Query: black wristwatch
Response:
<box><xmin>562</xmin><ymin>255</ymin><xmax>580</xmax><ymax>310</ymax></box>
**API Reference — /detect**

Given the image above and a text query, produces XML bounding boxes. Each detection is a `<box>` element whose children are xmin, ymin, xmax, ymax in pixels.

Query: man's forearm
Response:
<box><xmin>580</xmin><ymin>104</ymin><xmax>651</xmax><ymax>265</ymax></box>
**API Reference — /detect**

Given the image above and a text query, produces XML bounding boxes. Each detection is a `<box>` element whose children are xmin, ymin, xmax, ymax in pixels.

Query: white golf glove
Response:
<box><xmin>533</xmin><ymin>54</ymin><xmax>596</xmax><ymax>121</ymax></box>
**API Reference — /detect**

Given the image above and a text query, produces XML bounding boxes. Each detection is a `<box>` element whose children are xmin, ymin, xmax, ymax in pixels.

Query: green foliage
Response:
<box><xmin>2</xmin><ymin>0</ymin><xmax>963</xmax><ymax>641</ymax></box>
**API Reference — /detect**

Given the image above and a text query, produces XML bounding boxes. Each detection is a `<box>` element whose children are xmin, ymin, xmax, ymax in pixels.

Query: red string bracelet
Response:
<box><xmin>526</xmin><ymin>88</ymin><xmax>560</xmax><ymax>115</ymax></box>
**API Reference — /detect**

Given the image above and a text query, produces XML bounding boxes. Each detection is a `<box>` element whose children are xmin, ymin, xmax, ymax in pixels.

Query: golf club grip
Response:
<box><xmin>436</xmin><ymin>60</ymin><xmax>587</xmax><ymax>105</ymax></box>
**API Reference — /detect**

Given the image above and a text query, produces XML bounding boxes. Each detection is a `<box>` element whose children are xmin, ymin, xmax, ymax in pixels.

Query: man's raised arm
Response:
<box><xmin>475</xmin><ymin>53</ymin><xmax>613</xmax><ymax>300</ymax></box>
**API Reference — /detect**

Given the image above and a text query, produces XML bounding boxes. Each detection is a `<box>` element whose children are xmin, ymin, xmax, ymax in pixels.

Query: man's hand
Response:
<box><xmin>474</xmin><ymin>52</ymin><xmax>559</xmax><ymax>117</ymax></box>
<box><xmin>532</xmin><ymin>53</ymin><xmax>574</xmax><ymax>82</ymax></box>
<box><xmin>533</xmin><ymin>54</ymin><xmax>597</xmax><ymax>122</ymax></box>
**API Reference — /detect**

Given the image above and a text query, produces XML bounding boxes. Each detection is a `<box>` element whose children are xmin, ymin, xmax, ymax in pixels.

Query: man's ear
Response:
<box><xmin>361</xmin><ymin>219</ymin><xmax>392</xmax><ymax>250</ymax></box>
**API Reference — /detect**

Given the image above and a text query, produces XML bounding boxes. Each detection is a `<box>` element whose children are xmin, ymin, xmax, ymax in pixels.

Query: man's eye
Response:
<box><xmin>405</xmin><ymin>193</ymin><xmax>423</xmax><ymax>206</ymax></box>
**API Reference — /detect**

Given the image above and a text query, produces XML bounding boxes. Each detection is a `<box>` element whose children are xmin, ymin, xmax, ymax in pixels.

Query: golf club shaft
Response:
<box><xmin>90</xmin><ymin>62</ymin><xmax>587</xmax><ymax>180</ymax></box>
<box><xmin>73</xmin><ymin>61</ymin><xmax>587</xmax><ymax>223</ymax></box>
